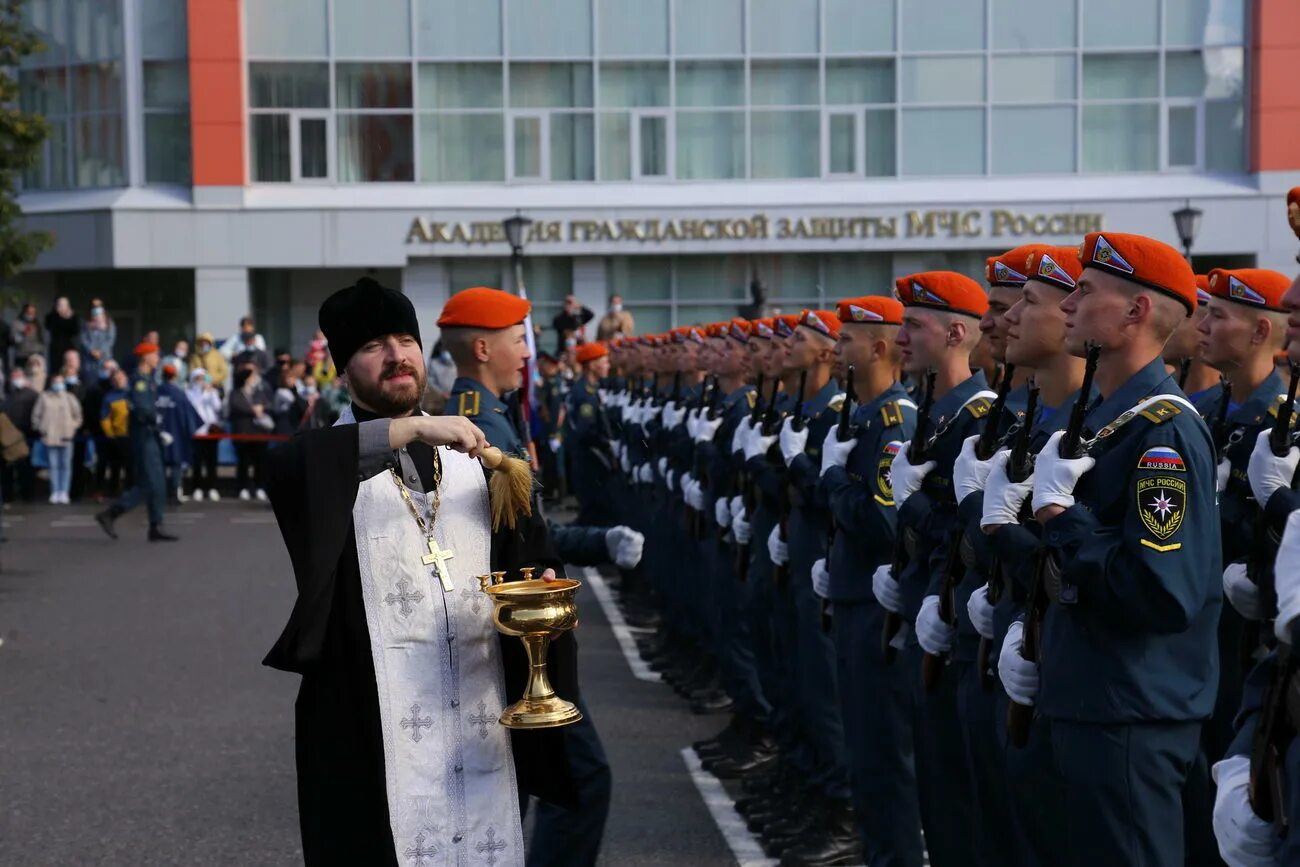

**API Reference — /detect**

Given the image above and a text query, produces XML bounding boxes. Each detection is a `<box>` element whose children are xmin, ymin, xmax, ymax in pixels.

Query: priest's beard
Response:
<box><xmin>350</xmin><ymin>360</ymin><xmax>427</xmax><ymax>417</ymax></box>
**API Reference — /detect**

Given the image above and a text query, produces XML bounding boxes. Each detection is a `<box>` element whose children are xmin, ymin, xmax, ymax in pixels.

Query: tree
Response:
<box><xmin>0</xmin><ymin>0</ymin><xmax>51</xmax><ymax>281</ymax></box>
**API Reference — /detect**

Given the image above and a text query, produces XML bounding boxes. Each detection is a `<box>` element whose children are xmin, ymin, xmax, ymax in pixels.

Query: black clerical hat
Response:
<box><xmin>319</xmin><ymin>277</ymin><xmax>422</xmax><ymax>369</ymax></box>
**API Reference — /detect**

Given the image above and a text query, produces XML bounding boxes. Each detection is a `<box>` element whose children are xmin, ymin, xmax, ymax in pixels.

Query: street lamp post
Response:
<box><xmin>501</xmin><ymin>212</ymin><xmax>538</xmax><ymax>464</ymax></box>
<box><xmin>1171</xmin><ymin>199</ymin><xmax>1203</xmax><ymax>263</ymax></box>
<box><xmin>502</xmin><ymin>211</ymin><xmax>533</xmax><ymax>299</ymax></box>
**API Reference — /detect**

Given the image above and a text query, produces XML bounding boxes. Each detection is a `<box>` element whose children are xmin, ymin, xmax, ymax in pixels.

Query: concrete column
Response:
<box><xmin>195</xmin><ymin>267</ymin><xmax>250</xmax><ymax>338</ymax></box>
<box><xmin>402</xmin><ymin>259</ymin><xmax>451</xmax><ymax>343</ymax></box>
<box><xmin>572</xmin><ymin>257</ymin><xmax>608</xmax><ymax>338</ymax></box>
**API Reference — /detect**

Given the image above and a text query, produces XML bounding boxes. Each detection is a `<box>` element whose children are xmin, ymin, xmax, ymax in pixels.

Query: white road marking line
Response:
<box><xmin>577</xmin><ymin>565</ymin><xmax>661</xmax><ymax>683</ymax></box>
<box><xmin>680</xmin><ymin>748</ymin><xmax>776</xmax><ymax>867</ymax></box>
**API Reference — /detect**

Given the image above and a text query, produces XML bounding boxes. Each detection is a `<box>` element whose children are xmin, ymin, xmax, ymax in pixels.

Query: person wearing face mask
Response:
<box><xmin>33</xmin><ymin>374</ymin><xmax>82</xmax><ymax>504</ymax></box>
<box><xmin>596</xmin><ymin>294</ymin><xmax>635</xmax><ymax>342</ymax></box>
<box><xmin>229</xmin><ymin>364</ymin><xmax>272</xmax><ymax>501</ymax></box>
<box><xmin>14</xmin><ymin>305</ymin><xmax>46</xmax><ymax>370</ymax></box>
<box><xmin>188</xmin><ymin>332</ymin><xmax>229</xmax><ymax>391</ymax></box>
<box><xmin>80</xmin><ymin>300</ymin><xmax>116</xmax><ymax>383</ymax></box>
<box><xmin>4</xmin><ymin>370</ymin><xmax>37</xmax><ymax>501</ymax></box>
<box><xmin>220</xmin><ymin>316</ymin><xmax>266</xmax><ymax>362</ymax></box>
<box><xmin>552</xmin><ymin>294</ymin><xmax>595</xmax><ymax>356</ymax></box>
<box><xmin>185</xmin><ymin>368</ymin><xmax>223</xmax><ymax>499</ymax></box>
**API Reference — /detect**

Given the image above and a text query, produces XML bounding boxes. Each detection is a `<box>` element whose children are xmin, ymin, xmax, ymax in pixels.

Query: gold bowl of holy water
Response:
<box><xmin>478</xmin><ymin>570</ymin><xmax>583</xmax><ymax>729</ymax></box>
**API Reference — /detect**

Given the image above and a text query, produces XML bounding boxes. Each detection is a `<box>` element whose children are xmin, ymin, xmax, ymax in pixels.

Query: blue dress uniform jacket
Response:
<box><xmin>1039</xmin><ymin>357</ymin><xmax>1222</xmax><ymax>723</ymax></box>
<box><xmin>895</xmin><ymin>371</ymin><xmax>992</xmax><ymax>630</ymax></box>
<box><xmin>821</xmin><ymin>383</ymin><xmax>916</xmax><ymax>602</ymax></box>
<box><xmin>447</xmin><ymin>376</ymin><xmax>525</xmax><ymax>458</ymax></box>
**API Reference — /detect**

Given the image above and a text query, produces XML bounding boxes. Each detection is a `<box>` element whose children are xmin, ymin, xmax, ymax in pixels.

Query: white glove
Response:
<box><xmin>953</xmin><ymin>435</ymin><xmax>995</xmax><ymax>505</ymax></box>
<box><xmin>548</xmin><ymin>435</ymin><xmax>563</xmax><ymax>453</ymax></box>
<box><xmin>661</xmin><ymin>401</ymin><xmax>681</xmax><ymax>429</ymax></box>
<box><xmin>767</xmin><ymin>524</ymin><xmax>789</xmax><ymax>566</ymax></box>
<box><xmin>820</xmin><ymin>424</ymin><xmax>856</xmax><ymax>476</ymax></box>
<box><xmin>680</xmin><ymin>472</ymin><xmax>694</xmax><ymax>495</ymax></box>
<box><xmin>967</xmin><ymin>584</ymin><xmax>995</xmax><ymax>640</ymax></box>
<box><xmin>744</xmin><ymin>428</ymin><xmax>778</xmax><ymax>461</ymax></box>
<box><xmin>597</xmin><ymin>388</ymin><xmax>610</xmax><ymax>404</ymax></box>
<box><xmin>890</xmin><ymin>443</ymin><xmax>935</xmax><ymax>507</ymax></box>
<box><xmin>1031</xmin><ymin>429</ymin><xmax>1096</xmax><ymax>513</ymax></box>
<box><xmin>684</xmin><ymin>409</ymin><xmax>700</xmax><ymax>440</ymax></box>
<box><xmin>779</xmin><ymin>417</ymin><xmax>809</xmax><ymax>466</ymax></box>
<box><xmin>1274</xmin><ymin>509</ymin><xmax>1300</xmax><ymax>643</ymax></box>
<box><xmin>1212</xmin><ymin>754</ymin><xmax>1280</xmax><ymax>867</ymax></box>
<box><xmin>1222</xmin><ymin>563</ymin><xmax>1262</xmax><ymax>621</ymax></box>
<box><xmin>715</xmin><ymin>497</ymin><xmax>732</xmax><ymax>528</ymax></box>
<box><xmin>694</xmin><ymin>414</ymin><xmax>723</xmax><ymax>444</ymax></box>
<box><xmin>605</xmin><ymin>526</ymin><xmax>645</xmax><ymax>570</ymax></box>
<box><xmin>872</xmin><ymin>564</ymin><xmax>902</xmax><ymax>613</ymax></box>
<box><xmin>1216</xmin><ymin>458</ymin><xmax>1232</xmax><ymax>495</ymax></box>
<box><xmin>732</xmin><ymin>418</ymin><xmax>756</xmax><ymax>456</ymax></box>
<box><xmin>665</xmin><ymin>469</ymin><xmax>676</xmax><ymax>493</ymax></box>
<box><xmin>811</xmin><ymin>558</ymin><xmax>830</xmax><ymax>599</ymax></box>
<box><xmin>732</xmin><ymin>505</ymin><xmax>752</xmax><ymax>545</ymax></box>
<box><xmin>619</xmin><ymin>447</ymin><xmax>631</xmax><ymax>475</ymax></box>
<box><xmin>684</xmin><ymin>478</ymin><xmax>706</xmax><ymax>511</ymax></box>
<box><xmin>998</xmin><ymin>620</ymin><xmax>1038</xmax><ymax>706</ymax></box>
<box><xmin>159</xmin><ymin>431</ymin><xmax>175</xmax><ymax>447</ymax></box>
<box><xmin>982</xmin><ymin>450</ymin><xmax>1034</xmax><ymax>530</ymax></box>
<box><xmin>916</xmin><ymin>594</ymin><xmax>955</xmax><ymax>655</ymax></box>
<box><xmin>637</xmin><ymin>463</ymin><xmax>653</xmax><ymax>484</ymax></box>
<box><xmin>657</xmin><ymin>457</ymin><xmax>668</xmax><ymax>478</ymax></box>
<box><xmin>1248</xmin><ymin>429</ymin><xmax>1299</xmax><ymax>507</ymax></box>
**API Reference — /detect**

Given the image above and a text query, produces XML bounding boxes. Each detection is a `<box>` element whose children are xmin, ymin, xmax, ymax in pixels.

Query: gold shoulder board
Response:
<box><xmin>1138</xmin><ymin>399</ymin><xmax>1182</xmax><ymax>424</ymax></box>
<box><xmin>828</xmin><ymin>395</ymin><xmax>846</xmax><ymax>413</ymax></box>
<box><xmin>880</xmin><ymin>401</ymin><xmax>904</xmax><ymax>427</ymax></box>
<box><xmin>964</xmin><ymin>397</ymin><xmax>993</xmax><ymax>419</ymax></box>
<box><xmin>457</xmin><ymin>391</ymin><xmax>481</xmax><ymax>417</ymax></box>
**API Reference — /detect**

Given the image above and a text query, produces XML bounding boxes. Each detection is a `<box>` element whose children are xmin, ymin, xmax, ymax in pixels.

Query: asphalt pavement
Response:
<box><xmin>0</xmin><ymin>501</ymin><xmax>735</xmax><ymax>866</ymax></box>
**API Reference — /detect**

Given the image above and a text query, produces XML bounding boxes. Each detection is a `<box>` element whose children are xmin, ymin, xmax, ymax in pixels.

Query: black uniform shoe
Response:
<box><xmin>148</xmin><ymin>524</ymin><xmax>179</xmax><ymax>542</ymax></box>
<box><xmin>778</xmin><ymin>799</ymin><xmax>864</xmax><ymax>866</ymax></box>
<box><xmin>761</xmin><ymin>806</ymin><xmax>824</xmax><ymax>856</ymax></box>
<box><xmin>708</xmin><ymin>744</ymin><xmax>778</xmax><ymax>779</ymax></box>
<box><xmin>690</xmin><ymin>690</ymin><xmax>734</xmax><ymax>715</ymax></box>
<box><xmin>95</xmin><ymin>507</ymin><xmax>122</xmax><ymax>540</ymax></box>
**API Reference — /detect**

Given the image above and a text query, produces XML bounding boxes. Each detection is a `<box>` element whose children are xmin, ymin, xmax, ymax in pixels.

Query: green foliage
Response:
<box><xmin>0</xmin><ymin>0</ymin><xmax>52</xmax><ymax>281</ymax></box>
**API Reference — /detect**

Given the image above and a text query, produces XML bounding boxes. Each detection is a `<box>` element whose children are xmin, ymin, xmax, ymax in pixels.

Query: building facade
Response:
<box><xmin>14</xmin><ymin>0</ymin><xmax>1300</xmax><ymax>355</ymax></box>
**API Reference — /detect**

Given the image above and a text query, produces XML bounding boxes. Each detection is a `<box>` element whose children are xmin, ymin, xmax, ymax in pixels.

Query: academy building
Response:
<box><xmin>12</xmin><ymin>0</ymin><xmax>1300</xmax><ymax>351</ymax></box>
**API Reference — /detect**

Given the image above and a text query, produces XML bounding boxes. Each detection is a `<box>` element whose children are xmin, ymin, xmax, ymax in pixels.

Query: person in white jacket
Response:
<box><xmin>185</xmin><ymin>369</ymin><xmax>224</xmax><ymax>501</ymax></box>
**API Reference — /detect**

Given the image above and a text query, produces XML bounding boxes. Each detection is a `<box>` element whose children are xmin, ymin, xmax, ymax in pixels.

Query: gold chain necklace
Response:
<box><xmin>389</xmin><ymin>449</ymin><xmax>457</xmax><ymax>592</ymax></box>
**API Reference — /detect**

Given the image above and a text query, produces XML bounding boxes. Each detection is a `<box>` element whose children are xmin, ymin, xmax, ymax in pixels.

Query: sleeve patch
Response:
<box><xmin>876</xmin><ymin>440</ymin><xmax>902</xmax><ymax>503</ymax></box>
<box><xmin>828</xmin><ymin>395</ymin><xmax>846</xmax><ymax>413</ymax></box>
<box><xmin>1137</xmin><ymin>476</ymin><xmax>1186</xmax><ymax>541</ymax></box>
<box><xmin>134</xmin><ymin>380</ymin><xmax>147</xmax><ymax>392</ymax></box>
<box><xmin>1137</xmin><ymin>447</ymin><xmax>1186</xmax><ymax>472</ymax></box>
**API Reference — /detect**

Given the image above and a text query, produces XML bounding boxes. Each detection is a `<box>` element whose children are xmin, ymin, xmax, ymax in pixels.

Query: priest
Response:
<box><xmin>263</xmin><ymin>277</ymin><xmax>579</xmax><ymax>867</ymax></box>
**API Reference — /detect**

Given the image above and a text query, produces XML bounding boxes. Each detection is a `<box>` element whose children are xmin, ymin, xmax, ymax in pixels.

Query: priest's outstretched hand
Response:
<box><xmin>387</xmin><ymin>415</ymin><xmax>489</xmax><ymax>457</ymax></box>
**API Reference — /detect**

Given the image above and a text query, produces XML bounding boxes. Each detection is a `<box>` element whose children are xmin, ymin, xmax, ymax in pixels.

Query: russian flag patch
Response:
<box><xmin>1137</xmin><ymin>446</ymin><xmax>1186</xmax><ymax>472</ymax></box>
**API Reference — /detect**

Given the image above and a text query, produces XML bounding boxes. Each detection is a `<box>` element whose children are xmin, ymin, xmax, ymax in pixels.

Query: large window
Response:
<box><xmin>238</xmin><ymin>0</ymin><xmax>1248</xmax><ymax>183</ymax></box>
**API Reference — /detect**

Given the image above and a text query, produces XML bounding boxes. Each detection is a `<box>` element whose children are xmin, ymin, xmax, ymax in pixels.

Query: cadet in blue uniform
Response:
<box><xmin>978</xmin><ymin>245</ymin><xmax>1091</xmax><ymax>866</ymax></box>
<box><xmin>770</xmin><ymin>308</ymin><xmax>859</xmax><ymax>866</ymax></box>
<box><xmin>875</xmin><ymin>271</ymin><xmax>992</xmax><ymax>867</ymax></box>
<box><xmin>816</xmin><ymin>296</ymin><xmax>923</xmax><ymax>867</ymax></box>
<box><xmin>564</xmin><ymin>342</ymin><xmax>616</xmax><ymax>526</ymax></box>
<box><xmin>534</xmin><ymin>351</ymin><xmax>566</xmax><ymax>500</ymax></box>
<box><xmin>435</xmin><ymin>285</ymin><xmax>613</xmax><ymax>867</ymax></box>
<box><xmin>96</xmin><ymin>342</ymin><xmax>178</xmax><ymax>542</ymax></box>
<box><xmin>1001</xmin><ymin>232</ymin><xmax>1221</xmax><ymax>867</ymax></box>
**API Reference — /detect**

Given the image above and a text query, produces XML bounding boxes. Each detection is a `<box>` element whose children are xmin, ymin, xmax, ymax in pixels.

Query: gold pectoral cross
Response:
<box><xmin>421</xmin><ymin>538</ymin><xmax>456</xmax><ymax>592</ymax></box>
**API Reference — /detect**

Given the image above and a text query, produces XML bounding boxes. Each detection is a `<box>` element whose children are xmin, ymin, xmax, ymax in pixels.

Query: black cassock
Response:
<box><xmin>262</xmin><ymin>423</ymin><xmax>579</xmax><ymax>867</ymax></box>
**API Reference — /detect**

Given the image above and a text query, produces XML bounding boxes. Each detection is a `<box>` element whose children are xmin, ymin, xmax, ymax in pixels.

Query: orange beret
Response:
<box><xmin>752</xmin><ymin>318</ymin><xmax>776</xmax><ymax>340</ymax></box>
<box><xmin>1288</xmin><ymin>187</ymin><xmax>1300</xmax><ymax>240</ymax></box>
<box><xmin>161</xmin><ymin>364</ymin><xmax>177</xmax><ymax>376</ymax></box>
<box><xmin>1194</xmin><ymin>274</ymin><xmax>1212</xmax><ymax>306</ymax></box>
<box><xmin>774</xmin><ymin>314</ymin><xmax>800</xmax><ymax>338</ymax></box>
<box><xmin>134</xmin><ymin>342</ymin><xmax>159</xmax><ymax>356</ymax></box>
<box><xmin>686</xmin><ymin>326</ymin><xmax>706</xmax><ymax>344</ymax></box>
<box><xmin>895</xmin><ymin>272</ymin><xmax>989</xmax><ymax>319</ymax></box>
<box><xmin>1025</xmin><ymin>246</ymin><xmax>1084</xmax><ymax>293</ymax></box>
<box><xmin>704</xmin><ymin>322</ymin><xmax>728</xmax><ymax>339</ymax></box>
<box><xmin>837</xmin><ymin>296</ymin><xmax>904</xmax><ymax>325</ymax></box>
<box><xmin>575</xmin><ymin>342</ymin><xmax>608</xmax><ymax>364</ymax></box>
<box><xmin>986</xmin><ymin>244</ymin><xmax>1052</xmax><ymax>287</ymax></box>
<box><xmin>1207</xmin><ymin>268</ymin><xmax>1292</xmax><ymax>313</ymax></box>
<box><xmin>728</xmin><ymin>318</ymin><xmax>752</xmax><ymax>343</ymax></box>
<box><xmin>1081</xmin><ymin>232</ymin><xmax>1197</xmax><ymax>313</ymax></box>
<box><xmin>436</xmin><ymin>286</ymin><xmax>531</xmax><ymax>329</ymax></box>
<box><xmin>798</xmin><ymin>309</ymin><xmax>842</xmax><ymax>339</ymax></box>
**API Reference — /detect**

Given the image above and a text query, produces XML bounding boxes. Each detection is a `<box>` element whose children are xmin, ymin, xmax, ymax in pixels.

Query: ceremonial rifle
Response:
<box><xmin>882</xmin><ymin>368</ymin><xmax>937</xmax><ymax>663</ymax></box>
<box><xmin>978</xmin><ymin>381</ymin><xmax>1038</xmax><ymax>690</ymax></box>
<box><xmin>1211</xmin><ymin>379</ymin><xmax>1233</xmax><ymax>460</ymax></box>
<box><xmin>735</xmin><ymin>375</ymin><xmax>775</xmax><ymax>579</ymax></box>
<box><xmin>922</xmin><ymin>364</ymin><xmax>1015</xmax><ymax>691</ymax></box>
<box><xmin>772</xmin><ymin>371</ymin><xmax>808</xmax><ymax>591</ymax></box>
<box><xmin>1007</xmin><ymin>342</ymin><xmax>1099</xmax><ymax>747</ymax></box>
<box><xmin>1178</xmin><ymin>357</ymin><xmax>1193</xmax><ymax>390</ymax></box>
<box><xmin>822</xmin><ymin>364</ymin><xmax>856</xmax><ymax>633</ymax></box>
